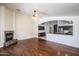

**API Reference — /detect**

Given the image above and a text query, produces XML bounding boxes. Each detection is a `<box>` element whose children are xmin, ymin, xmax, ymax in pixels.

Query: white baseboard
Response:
<box><xmin>16</xmin><ymin>35</ymin><xmax>35</xmax><ymax>40</ymax></box>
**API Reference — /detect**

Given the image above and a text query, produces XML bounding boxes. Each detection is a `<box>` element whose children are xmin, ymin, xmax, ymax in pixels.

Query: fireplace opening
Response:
<box><xmin>5</xmin><ymin>31</ymin><xmax>14</xmax><ymax>42</ymax></box>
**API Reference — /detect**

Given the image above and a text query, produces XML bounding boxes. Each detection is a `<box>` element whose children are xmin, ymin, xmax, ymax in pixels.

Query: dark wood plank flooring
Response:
<box><xmin>0</xmin><ymin>38</ymin><xmax>79</xmax><ymax>56</ymax></box>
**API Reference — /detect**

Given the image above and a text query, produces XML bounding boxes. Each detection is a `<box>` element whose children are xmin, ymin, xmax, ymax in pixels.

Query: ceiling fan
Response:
<box><xmin>32</xmin><ymin>10</ymin><xmax>48</xmax><ymax>20</ymax></box>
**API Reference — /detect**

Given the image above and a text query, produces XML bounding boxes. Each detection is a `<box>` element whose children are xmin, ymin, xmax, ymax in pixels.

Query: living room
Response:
<box><xmin>0</xmin><ymin>3</ymin><xmax>79</xmax><ymax>56</ymax></box>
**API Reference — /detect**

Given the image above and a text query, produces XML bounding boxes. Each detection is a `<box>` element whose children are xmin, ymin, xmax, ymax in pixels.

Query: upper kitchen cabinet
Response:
<box><xmin>58</xmin><ymin>20</ymin><xmax>73</xmax><ymax>26</ymax></box>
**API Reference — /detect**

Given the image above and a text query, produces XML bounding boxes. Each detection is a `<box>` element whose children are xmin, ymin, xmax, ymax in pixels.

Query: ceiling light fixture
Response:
<box><xmin>32</xmin><ymin>10</ymin><xmax>38</xmax><ymax>20</ymax></box>
<box><xmin>32</xmin><ymin>10</ymin><xmax>48</xmax><ymax>20</ymax></box>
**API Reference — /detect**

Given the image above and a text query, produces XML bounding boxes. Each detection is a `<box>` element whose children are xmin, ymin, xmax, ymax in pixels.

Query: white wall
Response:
<box><xmin>15</xmin><ymin>12</ymin><xmax>35</xmax><ymax>40</ymax></box>
<box><xmin>4</xmin><ymin>7</ymin><xmax>14</xmax><ymax>30</ymax></box>
<box><xmin>35</xmin><ymin>16</ymin><xmax>79</xmax><ymax>48</ymax></box>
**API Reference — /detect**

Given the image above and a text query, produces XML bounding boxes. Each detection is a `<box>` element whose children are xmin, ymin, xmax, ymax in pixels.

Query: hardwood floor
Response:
<box><xmin>0</xmin><ymin>38</ymin><xmax>79</xmax><ymax>56</ymax></box>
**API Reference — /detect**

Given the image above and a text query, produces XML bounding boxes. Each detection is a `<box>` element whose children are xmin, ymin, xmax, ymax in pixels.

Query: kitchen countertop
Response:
<box><xmin>54</xmin><ymin>32</ymin><xmax>73</xmax><ymax>35</ymax></box>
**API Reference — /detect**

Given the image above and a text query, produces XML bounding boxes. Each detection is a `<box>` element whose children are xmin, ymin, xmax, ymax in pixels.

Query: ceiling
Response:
<box><xmin>1</xmin><ymin>3</ymin><xmax>79</xmax><ymax>17</ymax></box>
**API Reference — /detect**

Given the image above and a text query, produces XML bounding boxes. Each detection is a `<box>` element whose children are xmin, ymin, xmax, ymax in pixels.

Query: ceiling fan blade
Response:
<box><xmin>35</xmin><ymin>10</ymin><xmax>48</xmax><ymax>15</ymax></box>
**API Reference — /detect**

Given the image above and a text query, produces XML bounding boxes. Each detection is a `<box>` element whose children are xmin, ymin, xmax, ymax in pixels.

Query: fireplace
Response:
<box><xmin>4</xmin><ymin>31</ymin><xmax>17</xmax><ymax>47</ymax></box>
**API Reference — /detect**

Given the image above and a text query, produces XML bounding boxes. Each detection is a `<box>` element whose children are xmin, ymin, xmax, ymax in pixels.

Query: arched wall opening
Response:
<box><xmin>35</xmin><ymin>16</ymin><xmax>79</xmax><ymax>48</ymax></box>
